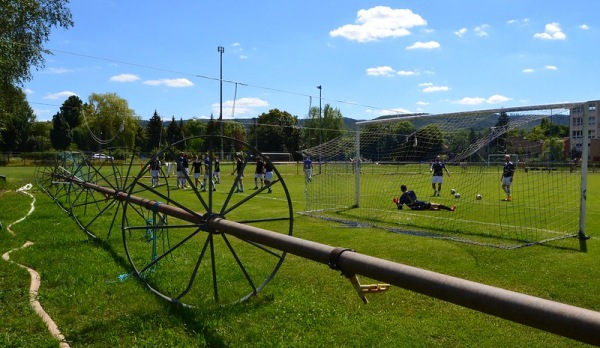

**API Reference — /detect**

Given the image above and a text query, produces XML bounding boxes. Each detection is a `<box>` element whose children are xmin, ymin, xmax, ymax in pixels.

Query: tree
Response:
<box><xmin>145</xmin><ymin>111</ymin><xmax>164</xmax><ymax>151</ymax></box>
<box><xmin>0</xmin><ymin>0</ymin><xmax>73</xmax><ymax>145</ymax></box>
<box><xmin>50</xmin><ymin>112</ymin><xmax>71</xmax><ymax>150</ymax></box>
<box><xmin>49</xmin><ymin>96</ymin><xmax>82</xmax><ymax>150</ymax></box>
<box><xmin>0</xmin><ymin>86</ymin><xmax>36</xmax><ymax>151</ymax></box>
<box><xmin>75</xmin><ymin>93</ymin><xmax>139</xmax><ymax>151</ymax></box>
<box><xmin>303</xmin><ymin>104</ymin><xmax>344</xmax><ymax>148</ymax></box>
<box><xmin>253</xmin><ymin>109</ymin><xmax>300</xmax><ymax>155</ymax></box>
<box><xmin>166</xmin><ymin>116</ymin><xmax>183</xmax><ymax>149</ymax></box>
<box><xmin>61</xmin><ymin>95</ymin><xmax>82</xmax><ymax>129</ymax></box>
<box><xmin>0</xmin><ymin>0</ymin><xmax>73</xmax><ymax>86</ymax></box>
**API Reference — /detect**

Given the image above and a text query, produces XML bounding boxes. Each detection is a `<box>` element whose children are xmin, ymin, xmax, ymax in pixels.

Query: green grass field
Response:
<box><xmin>1</xmin><ymin>163</ymin><xmax>599</xmax><ymax>347</ymax></box>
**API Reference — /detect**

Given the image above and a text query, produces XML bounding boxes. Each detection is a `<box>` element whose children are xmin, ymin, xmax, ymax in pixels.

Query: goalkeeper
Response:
<box><xmin>393</xmin><ymin>185</ymin><xmax>455</xmax><ymax>211</ymax></box>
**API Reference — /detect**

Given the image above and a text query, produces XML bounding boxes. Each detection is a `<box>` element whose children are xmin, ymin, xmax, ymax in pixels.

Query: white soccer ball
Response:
<box><xmin>450</xmin><ymin>189</ymin><xmax>456</xmax><ymax>194</ymax></box>
<box><xmin>476</xmin><ymin>194</ymin><xmax>482</xmax><ymax>200</ymax></box>
<box><xmin>454</xmin><ymin>193</ymin><xmax>461</xmax><ymax>198</ymax></box>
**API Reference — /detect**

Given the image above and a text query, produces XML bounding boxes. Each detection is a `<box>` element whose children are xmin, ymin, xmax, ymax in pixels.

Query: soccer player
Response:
<box><xmin>303</xmin><ymin>156</ymin><xmax>313</xmax><ymax>183</ymax></box>
<box><xmin>213</xmin><ymin>156</ymin><xmax>221</xmax><ymax>184</ymax></box>
<box><xmin>393</xmin><ymin>185</ymin><xmax>455</xmax><ymax>211</ymax></box>
<box><xmin>264</xmin><ymin>157</ymin><xmax>274</xmax><ymax>193</ymax></box>
<box><xmin>430</xmin><ymin>155</ymin><xmax>450</xmax><ymax>196</ymax></box>
<box><xmin>149</xmin><ymin>156</ymin><xmax>161</xmax><ymax>188</ymax></box>
<box><xmin>231</xmin><ymin>153</ymin><xmax>245</xmax><ymax>193</ymax></box>
<box><xmin>203</xmin><ymin>153</ymin><xmax>216</xmax><ymax>191</ymax></box>
<box><xmin>253</xmin><ymin>156</ymin><xmax>264</xmax><ymax>189</ymax></box>
<box><xmin>501</xmin><ymin>154</ymin><xmax>515</xmax><ymax>201</ymax></box>
<box><xmin>192</xmin><ymin>155</ymin><xmax>204</xmax><ymax>190</ymax></box>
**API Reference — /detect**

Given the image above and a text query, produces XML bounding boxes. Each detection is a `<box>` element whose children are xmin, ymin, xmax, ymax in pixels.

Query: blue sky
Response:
<box><xmin>24</xmin><ymin>1</ymin><xmax>600</xmax><ymax>122</ymax></box>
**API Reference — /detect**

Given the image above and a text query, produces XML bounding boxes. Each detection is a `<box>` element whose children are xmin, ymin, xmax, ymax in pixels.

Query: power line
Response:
<box><xmin>44</xmin><ymin>48</ymin><xmax>406</xmax><ymax>116</ymax></box>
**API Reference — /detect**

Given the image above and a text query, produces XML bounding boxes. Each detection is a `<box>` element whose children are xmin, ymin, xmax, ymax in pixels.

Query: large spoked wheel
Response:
<box><xmin>68</xmin><ymin>150</ymin><xmax>170</xmax><ymax>240</ymax></box>
<box><xmin>122</xmin><ymin>135</ymin><xmax>293</xmax><ymax>306</ymax></box>
<box><xmin>35</xmin><ymin>152</ymin><xmax>85</xmax><ymax>214</ymax></box>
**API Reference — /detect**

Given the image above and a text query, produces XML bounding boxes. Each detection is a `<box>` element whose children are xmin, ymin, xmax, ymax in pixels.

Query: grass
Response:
<box><xmin>0</xmin><ymin>163</ymin><xmax>599</xmax><ymax>347</ymax></box>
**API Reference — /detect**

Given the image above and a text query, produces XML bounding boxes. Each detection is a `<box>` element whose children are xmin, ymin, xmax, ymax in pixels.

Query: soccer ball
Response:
<box><xmin>476</xmin><ymin>194</ymin><xmax>482</xmax><ymax>200</ymax></box>
<box><xmin>450</xmin><ymin>189</ymin><xmax>456</xmax><ymax>194</ymax></box>
<box><xmin>454</xmin><ymin>193</ymin><xmax>461</xmax><ymax>198</ymax></box>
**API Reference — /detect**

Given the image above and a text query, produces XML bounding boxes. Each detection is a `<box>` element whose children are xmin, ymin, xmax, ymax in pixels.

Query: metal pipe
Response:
<box><xmin>66</xmin><ymin>176</ymin><xmax>600</xmax><ymax>346</ymax></box>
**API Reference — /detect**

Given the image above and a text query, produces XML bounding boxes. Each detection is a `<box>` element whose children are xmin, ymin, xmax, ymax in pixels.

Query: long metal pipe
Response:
<box><xmin>70</xmin><ymin>177</ymin><xmax>600</xmax><ymax>346</ymax></box>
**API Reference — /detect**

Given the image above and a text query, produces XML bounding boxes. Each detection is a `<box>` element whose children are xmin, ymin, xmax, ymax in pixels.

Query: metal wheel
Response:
<box><xmin>122</xmin><ymin>135</ymin><xmax>293</xmax><ymax>306</ymax></box>
<box><xmin>68</xmin><ymin>150</ymin><xmax>163</xmax><ymax>240</ymax></box>
<box><xmin>35</xmin><ymin>152</ymin><xmax>85</xmax><ymax>213</ymax></box>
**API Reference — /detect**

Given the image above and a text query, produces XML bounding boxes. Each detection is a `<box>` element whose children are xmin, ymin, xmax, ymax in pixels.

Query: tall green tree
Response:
<box><xmin>75</xmin><ymin>93</ymin><xmax>139</xmax><ymax>151</ymax></box>
<box><xmin>49</xmin><ymin>96</ymin><xmax>82</xmax><ymax>150</ymax></box>
<box><xmin>61</xmin><ymin>95</ymin><xmax>82</xmax><ymax>129</ymax></box>
<box><xmin>0</xmin><ymin>86</ymin><xmax>35</xmax><ymax>151</ymax></box>
<box><xmin>303</xmin><ymin>104</ymin><xmax>344</xmax><ymax>148</ymax></box>
<box><xmin>50</xmin><ymin>112</ymin><xmax>71</xmax><ymax>150</ymax></box>
<box><xmin>145</xmin><ymin>110</ymin><xmax>164</xmax><ymax>151</ymax></box>
<box><xmin>253</xmin><ymin>109</ymin><xmax>300</xmax><ymax>155</ymax></box>
<box><xmin>0</xmin><ymin>0</ymin><xmax>73</xmax><ymax>145</ymax></box>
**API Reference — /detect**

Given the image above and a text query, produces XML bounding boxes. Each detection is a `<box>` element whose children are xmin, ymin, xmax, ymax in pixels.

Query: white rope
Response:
<box><xmin>6</xmin><ymin>184</ymin><xmax>36</xmax><ymax>236</ymax></box>
<box><xmin>2</xmin><ymin>242</ymin><xmax>70</xmax><ymax>347</ymax></box>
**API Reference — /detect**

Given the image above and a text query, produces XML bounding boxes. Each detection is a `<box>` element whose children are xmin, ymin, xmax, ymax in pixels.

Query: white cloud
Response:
<box><xmin>212</xmin><ymin>97</ymin><xmax>269</xmax><ymax>118</ymax></box>
<box><xmin>454</xmin><ymin>94</ymin><xmax>511</xmax><ymax>105</ymax></box>
<box><xmin>419</xmin><ymin>82</ymin><xmax>433</xmax><ymax>87</ymax></box>
<box><xmin>454</xmin><ymin>28</ymin><xmax>468</xmax><ymax>37</ymax></box>
<box><xmin>534</xmin><ymin>22</ymin><xmax>566</xmax><ymax>40</ymax></box>
<box><xmin>45</xmin><ymin>67</ymin><xmax>73</xmax><ymax>74</ymax></box>
<box><xmin>406</xmin><ymin>41</ymin><xmax>440</xmax><ymax>50</ymax></box>
<box><xmin>523</xmin><ymin>68</ymin><xmax>535</xmax><ymax>73</ymax></box>
<box><xmin>240</xmin><ymin>55</ymin><xmax>248</xmax><ymax>60</ymax></box>
<box><xmin>422</xmin><ymin>85</ymin><xmax>449</xmax><ymax>93</ymax></box>
<box><xmin>44</xmin><ymin>91</ymin><xmax>78</xmax><ymax>100</ymax></box>
<box><xmin>366</xmin><ymin>66</ymin><xmax>396</xmax><ymax>77</ymax></box>
<box><xmin>110</xmin><ymin>73</ymin><xmax>140</xmax><ymax>82</ymax></box>
<box><xmin>144</xmin><ymin>78</ymin><xmax>194</xmax><ymax>87</ymax></box>
<box><xmin>580</xmin><ymin>24</ymin><xmax>590</xmax><ymax>30</ymax></box>
<box><xmin>545</xmin><ymin>65</ymin><xmax>558</xmax><ymax>71</ymax></box>
<box><xmin>330</xmin><ymin>6</ymin><xmax>427</xmax><ymax>42</ymax></box>
<box><xmin>416</xmin><ymin>101</ymin><xmax>429</xmax><ymax>106</ymax></box>
<box><xmin>474</xmin><ymin>24</ymin><xmax>490</xmax><ymax>36</ymax></box>
<box><xmin>397</xmin><ymin>70</ymin><xmax>418</xmax><ymax>76</ymax></box>
<box><xmin>455</xmin><ymin>97</ymin><xmax>486</xmax><ymax>105</ymax></box>
<box><xmin>23</xmin><ymin>88</ymin><xmax>33</xmax><ymax>95</ymax></box>
<box><xmin>507</xmin><ymin>18</ymin><xmax>529</xmax><ymax>25</ymax></box>
<box><xmin>487</xmin><ymin>94</ymin><xmax>511</xmax><ymax>104</ymax></box>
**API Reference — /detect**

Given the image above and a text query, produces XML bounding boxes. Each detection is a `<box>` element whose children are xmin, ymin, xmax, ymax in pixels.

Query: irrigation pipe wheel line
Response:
<box><xmin>35</xmin><ymin>152</ymin><xmax>84</xmax><ymax>214</ymax></box>
<box><xmin>68</xmin><ymin>150</ymin><xmax>171</xmax><ymax>240</ymax></box>
<box><xmin>121</xmin><ymin>135</ymin><xmax>294</xmax><ymax>306</ymax></box>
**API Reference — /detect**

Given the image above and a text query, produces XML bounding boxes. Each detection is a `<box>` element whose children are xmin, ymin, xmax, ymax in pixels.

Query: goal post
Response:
<box><xmin>301</xmin><ymin>102</ymin><xmax>589</xmax><ymax>249</ymax></box>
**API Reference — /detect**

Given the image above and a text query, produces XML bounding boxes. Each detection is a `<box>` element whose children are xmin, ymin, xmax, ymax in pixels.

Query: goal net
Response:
<box><xmin>261</xmin><ymin>152</ymin><xmax>294</xmax><ymax>162</ymax></box>
<box><xmin>300</xmin><ymin>103</ymin><xmax>588</xmax><ymax>249</ymax></box>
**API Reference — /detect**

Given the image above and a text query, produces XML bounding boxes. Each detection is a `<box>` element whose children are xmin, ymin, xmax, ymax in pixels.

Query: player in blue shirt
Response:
<box><xmin>393</xmin><ymin>185</ymin><xmax>455</xmax><ymax>211</ymax></box>
<box><xmin>303</xmin><ymin>156</ymin><xmax>313</xmax><ymax>183</ymax></box>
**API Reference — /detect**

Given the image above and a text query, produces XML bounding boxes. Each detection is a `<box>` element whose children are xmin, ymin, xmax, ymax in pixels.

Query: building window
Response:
<box><xmin>589</xmin><ymin>116</ymin><xmax>596</xmax><ymax>126</ymax></box>
<box><xmin>589</xmin><ymin>103</ymin><xmax>597</xmax><ymax>112</ymax></box>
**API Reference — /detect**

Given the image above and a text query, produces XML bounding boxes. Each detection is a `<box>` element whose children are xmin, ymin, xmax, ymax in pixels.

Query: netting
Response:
<box><xmin>300</xmin><ymin>103</ymin><xmax>585</xmax><ymax>249</ymax></box>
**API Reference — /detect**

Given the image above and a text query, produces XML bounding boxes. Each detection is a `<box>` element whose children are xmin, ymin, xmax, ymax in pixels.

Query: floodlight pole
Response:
<box><xmin>317</xmin><ymin>85</ymin><xmax>322</xmax><ymax>174</ymax></box>
<box><xmin>218</xmin><ymin>46</ymin><xmax>225</xmax><ymax>161</ymax></box>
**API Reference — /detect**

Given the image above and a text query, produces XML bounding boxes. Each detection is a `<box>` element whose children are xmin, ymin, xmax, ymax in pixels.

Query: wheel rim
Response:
<box><xmin>122</xmin><ymin>135</ymin><xmax>293</xmax><ymax>306</ymax></box>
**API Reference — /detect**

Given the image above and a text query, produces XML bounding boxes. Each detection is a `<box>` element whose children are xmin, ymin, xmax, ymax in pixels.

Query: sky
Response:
<box><xmin>24</xmin><ymin>1</ymin><xmax>600</xmax><ymax>122</ymax></box>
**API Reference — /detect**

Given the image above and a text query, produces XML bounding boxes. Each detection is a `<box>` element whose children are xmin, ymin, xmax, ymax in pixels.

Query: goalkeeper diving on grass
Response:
<box><xmin>393</xmin><ymin>185</ymin><xmax>456</xmax><ymax>211</ymax></box>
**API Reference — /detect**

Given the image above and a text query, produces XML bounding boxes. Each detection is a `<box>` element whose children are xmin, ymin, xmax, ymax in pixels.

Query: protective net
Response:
<box><xmin>300</xmin><ymin>103</ymin><xmax>584</xmax><ymax>249</ymax></box>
